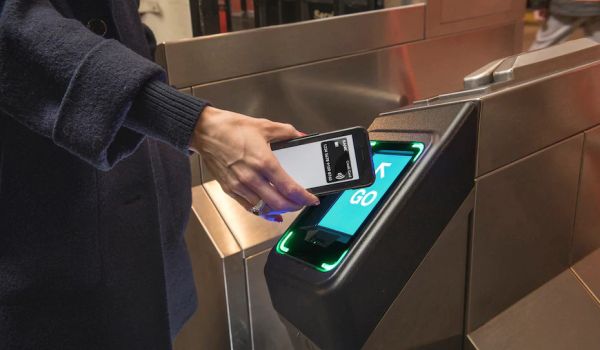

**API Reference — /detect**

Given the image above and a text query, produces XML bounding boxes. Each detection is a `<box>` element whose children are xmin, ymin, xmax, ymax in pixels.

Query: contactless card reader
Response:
<box><xmin>265</xmin><ymin>102</ymin><xmax>478</xmax><ymax>350</ymax></box>
<box><xmin>275</xmin><ymin>141</ymin><xmax>424</xmax><ymax>272</ymax></box>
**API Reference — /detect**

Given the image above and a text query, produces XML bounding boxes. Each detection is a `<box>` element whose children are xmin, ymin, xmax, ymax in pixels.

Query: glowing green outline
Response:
<box><xmin>319</xmin><ymin>250</ymin><xmax>349</xmax><ymax>272</ymax></box>
<box><xmin>370</xmin><ymin>140</ymin><xmax>378</xmax><ymax>147</ymax></box>
<box><xmin>411</xmin><ymin>142</ymin><xmax>424</xmax><ymax>161</ymax></box>
<box><xmin>276</xmin><ymin>231</ymin><xmax>293</xmax><ymax>254</ymax></box>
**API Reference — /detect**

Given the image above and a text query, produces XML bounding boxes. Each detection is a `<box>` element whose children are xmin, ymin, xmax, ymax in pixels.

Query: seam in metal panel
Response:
<box><xmin>202</xmin><ymin>185</ymin><xmax>245</xmax><ymax>255</ymax></box>
<box><xmin>569</xmin><ymin>267</ymin><xmax>600</xmax><ymax>307</ymax></box>
<box><xmin>475</xmin><ymin>131</ymin><xmax>593</xmax><ymax>181</ymax></box>
<box><xmin>189</xmin><ymin>35</ymin><xmax>425</xmax><ymax>88</ymax></box>
<box><xmin>568</xmin><ymin>133</ymin><xmax>588</xmax><ymax>265</ymax></box>
<box><xmin>461</xmin><ymin>208</ymin><xmax>475</xmax><ymax>345</ymax></box>
<box><xmin>168</xmin><ymin>5</ymin><xmax>426</xmax><ymax>88</ymax></box>
<box><xmin>243</xmin><ymin>258</ymin><xmax>255</xmax><ymax>350</ymax></box>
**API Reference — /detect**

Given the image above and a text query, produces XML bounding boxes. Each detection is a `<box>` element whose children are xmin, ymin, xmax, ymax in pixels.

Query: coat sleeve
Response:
<box><xmin>0</xmin><ymin>0</ymin><xmax>208</xmax><ymax>170</ymax></box>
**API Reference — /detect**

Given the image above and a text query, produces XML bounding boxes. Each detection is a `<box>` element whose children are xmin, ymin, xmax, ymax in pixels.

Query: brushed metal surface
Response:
<box><xmin>425</xmin><ymin>0</ymin><xmax>524</xmax><ymax>38</ymax></box>
<box><xmin>190</xmin><ymin>185</ymin><xmax>241</xmax><ymax>258</ymax></box>
<box><xmin>463</xmin><ymin>58</ymin><xmax>504</xmax><ymax>89</ymax></box>
<box><xmin>174</xmin><ymin>211</ymin><xmax>232</xmax><ymax>350</ymax></box>
<box><xmin>469</xmin><ymin>270</ymin><xmax>600</xmax><ymax>350</ymax></box>
<box><xmin>157</xmin><ymin>4</ymin><xmax>425</xmax><ymax>88</ymax></box>
<box><xmin>245</xmin><ymin>249</ymin><xmax>295</xmax><ymax>350</ymax></box>
<box><xmin>571</xmin><ymin>125</ymin><xmax>600</xmax><ymax>263</ymax></box>
<box><xmin>192</xmin><ymin>23</ymin><xmax>520</xmax><ymax>135</ymax></box>
<box><xmin>203</xmin><ymin>180</ymin><xmax>300</xmax><ymax>256</ymax></box>
<box><xmin>363</xmin><ymin>190</ymin><xmax>474</xmax><ymax>350</ymax></box>
<box><xmin>572</xmin><ymin>248</ymin><xmax>600</xmax><ymax>305</ymax></box>
<box><xmin>477</xmin><ymin>61</ymin><xmax>600</xmax><ymax>176</ymax></box>
<box><xmin>181</xmin><ymin>186</ymin><xmax>254</xmax><ymax>349</ymax></box>
<box><xmin>468</xmin><ymin>135</ymin><xmax>584</xmax><ymax>332</ymax></box>
<box><xmin>223</xmin><ymin>250</ymin><xmax>252</xmax><ymax>349</ymax></box>
<box><xmin>492</xmin><ymin>38</ymin><xmax>600</xmax><ymax>85</ymax></box>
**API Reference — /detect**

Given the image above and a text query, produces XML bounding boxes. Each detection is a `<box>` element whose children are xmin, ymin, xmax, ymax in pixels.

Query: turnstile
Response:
<box><xmin>265</xmin><ymin>38</ymin><xmax>600</xmax><ymax>349</ymax></box>
<box><xmin>162</xmin><ymin>2</ymin><xmax>525</xmax><ymax>348</ymax></box>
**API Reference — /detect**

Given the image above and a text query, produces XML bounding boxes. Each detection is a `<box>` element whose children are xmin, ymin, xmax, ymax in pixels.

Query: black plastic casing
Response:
<box><xmin>265</xmin><ymin>102</ymin><xmax>479</xmax><ymax>350</ymax></box>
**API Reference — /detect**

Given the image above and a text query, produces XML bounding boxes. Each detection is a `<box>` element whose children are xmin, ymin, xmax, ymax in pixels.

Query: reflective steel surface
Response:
<box><xmin>425</xmin><ymin>0</ymin><xmax>525</xmax><ymax>38</ymax></box>
<box><xmin>572</xmin><ymin>248</ymin><xmax>600</xmax><ymax>304</ymax></box>
<box><xmin>476</xmin><ymin>60</ymin><xmax>600</xmax><ymax>176</ymax></box>
<box><xmin>157</xmin><ymin>4</ymin><xmax>425</xmax><ymax>89</ymax></box>
<box><xmin>492</xmin><ymin>38</ymin><xmax>600</xmax><ymax>85</ymax></box>
<box><xmin>571</xmin><ymin>125</ymin><xmax>600</xmax><ymax>263</ymax></box>
<box><xmin>363</xmin><ymin>191</ymin><xmax>474</xmax><ymax>350</ymax></box>
<box><xmin>468</xmin><ymin>135</ymin><xmax>584</xmax><ymax>331</ymax></box>
<box><xmin>165</xmin><ymin>2</ymin><xmax>525</xmax><ymax>348</ymax></box>
<box><xmin>192</xmin><ymin>23</ymin><xmax>520</xmax><ymax>135</ymax></box>
<box><xmin>469</xmin><ymin>270</ymin><xmax>600</xmax><ymax>350</ymax></box>
<box><xmin>203</xmin><ymin>181</ymin><xmax>299</xmax><ymax>256</ymax></box>
<box><xmin>174</xmin><ymin>203</ymin><xmax>234</xmax><ymax>350</ymax></box>
<box><xmin>245</xmin><ymin>250</ymin><xmax>295</xmax><ymax>349</ymax></box>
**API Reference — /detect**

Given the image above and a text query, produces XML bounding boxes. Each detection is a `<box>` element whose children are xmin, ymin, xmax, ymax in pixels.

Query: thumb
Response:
<box><xmin>264</xmin><ymin>121</ymin><xmax>302</xmax><ymax>142</ymax></box>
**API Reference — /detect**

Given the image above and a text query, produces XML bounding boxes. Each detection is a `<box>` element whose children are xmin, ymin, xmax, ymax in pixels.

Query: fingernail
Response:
<box><xmin>312</xmin><ymin>201</ymin><xmax>320</xmax><ymax>206</ymax></box>
<box><xmin>299</xmin><ymin>131</ymin><xmax>307</xmax><ymax>136</ymax></box>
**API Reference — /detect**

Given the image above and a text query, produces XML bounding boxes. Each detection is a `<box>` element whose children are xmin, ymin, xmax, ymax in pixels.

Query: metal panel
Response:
<box><xmin>245</xmin><ymin>249</ymin><xmax>295</xmax><ymax>350</ymax></box>
<box><xmin>180</xmin><ymin>186</ymin><xmax>252</xmax><ymax>349</ymax></box>
<box><xmin>492</xmin><ymin>38</ymin><xmax>600</xmax><ymax>86</ymax></box>
<box><xmin>477</xmin><ymin>61</ymin><xmax>600</xmax><ymax>176</ymax></box>
<box><xmin>572</xmin><ymin>248</ymin><xmax>600</xmax><ymax>305</ymax></box>
<box><xmin>224</xmin><ymin>250</ymin><xmax>252</xmax><ymax>349</ymax></box>
<box><xmin>468</xmin><ymin>135</ymin><xmax>584</xmax><ymax>332</ymax></box>
<box><xmin>174</xmin><ymin>211</ymin><xmax>232</xmax><ymax>350</ymax></box>
<box><xmin>189</xmin><ymin>185</ymin><xmax>242</xmax><ymax>258</ymax></box>
<box><xmin>571</xmin><ymin>125</ymin><xmax>600</xmax><ymax>263</ymax></box>
<box><xmin>157</xmin><ymin>5</ymin><xmax>425</xmax><ymax>88</ymax></box>
<box><xmin>425</xmin><ymin>0</ymin><xmax>524</xmax><ymax>38</ymax></box>
<box><xmin>192</xmin><ymin>23</ymin><xmax>520</xmax><ymax>135</ymax></box>
<box><xmin>203</xmin><ymin>180</ymin><xmax>300</xmax><ymax>255</ymax></box>
<box><xmin>363</xmin><ymin>190</ymin><xmax>474</xmax><ymax>350</ymax></box>
<box><xmin>469</xmin><ymin>270</ymin><xmax>600</xmax><ymax>350</ymax></box>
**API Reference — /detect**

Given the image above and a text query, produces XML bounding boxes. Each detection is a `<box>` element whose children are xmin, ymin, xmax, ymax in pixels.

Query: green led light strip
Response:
<box><xmin>319</xmin><ymin>249</ymin><xmax>349</xmax><ymax>272</ymax></box>
<box><xmin>276</xmin><ymin>231</ymin><xmax>293</xmax><ymax>254</ymax></box>
<box><xmin>411</xmin><ymin>142</ymin><xmax>424</xmax><ymax>161</ymax></box>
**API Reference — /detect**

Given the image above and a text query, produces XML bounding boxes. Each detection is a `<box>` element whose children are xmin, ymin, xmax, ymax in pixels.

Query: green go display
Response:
<box><xmin>276</xmin><ymin>141</ymin><xmax>424</xmax><ymax>272</ymax></box>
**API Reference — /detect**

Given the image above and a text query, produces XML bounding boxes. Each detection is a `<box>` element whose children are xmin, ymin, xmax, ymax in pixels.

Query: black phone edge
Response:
<box><xmin>271</xmin><ymin>126</ymin><xmax>375</xmax><ymax>196</ymax></box>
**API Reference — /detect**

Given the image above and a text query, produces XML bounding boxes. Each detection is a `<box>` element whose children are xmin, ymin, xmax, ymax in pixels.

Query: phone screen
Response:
<box><xmin>272</xmin><ymin>135</ymin><xmax>360</xmax><ymax>190</ymax></box>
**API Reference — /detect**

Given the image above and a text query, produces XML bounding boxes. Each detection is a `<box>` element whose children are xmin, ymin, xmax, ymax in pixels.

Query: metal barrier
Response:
<box><xmin>157</xmin><ymin>1</ymin><xmax>525</xmax><ymax>348</ymax></box>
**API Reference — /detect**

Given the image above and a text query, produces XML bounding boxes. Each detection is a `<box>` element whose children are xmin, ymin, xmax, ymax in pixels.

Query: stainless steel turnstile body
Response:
<box><xmin>158</xmin><ymin>2</ymin><xmax>525</xmax><ymax>348</ymax></box>
<box><xmin>279</xmin><ymin>38</ymin><xmax>600</xmax><ymax>349</ymax></box>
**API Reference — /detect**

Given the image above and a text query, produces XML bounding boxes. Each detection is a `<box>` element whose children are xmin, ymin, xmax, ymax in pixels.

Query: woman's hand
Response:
<box><xmin>189</xmin><ymin>107</ymin><xmax>320</xmax><ymax>222</ymax></box>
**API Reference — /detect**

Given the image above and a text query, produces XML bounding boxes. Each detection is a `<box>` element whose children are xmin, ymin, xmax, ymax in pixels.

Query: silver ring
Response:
<box><xmin>250</xmin><ymin>200</ymin><xmax>264</xmax><ymax>216</ymax></box>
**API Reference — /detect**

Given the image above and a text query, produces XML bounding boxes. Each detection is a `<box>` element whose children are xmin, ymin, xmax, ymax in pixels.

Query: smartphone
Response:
<box><xmin>270</xmin><ymin>126</ymin><xmax>374</xmax><ymax>196</ymax></box>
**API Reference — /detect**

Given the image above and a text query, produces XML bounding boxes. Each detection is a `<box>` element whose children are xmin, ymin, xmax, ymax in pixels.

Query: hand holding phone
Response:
<box><xmin>271</xmin><ymin>127</ymin><xmax>375</xmax><ymax>196</ymax></box>
<box><xmin>190</xmin><ymin>107</ymin><xmax>320</xmax><ymax>221</ymax></box>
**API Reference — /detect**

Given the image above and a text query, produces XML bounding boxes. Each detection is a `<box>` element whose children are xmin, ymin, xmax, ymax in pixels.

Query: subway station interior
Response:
<box><xmin>140</xmin><ymin>1</ymin><xmax>600</xmax><ymax>349</ymax></box>
<box><xmin>3</xmin><ymin>0</ymin><xmax>600</xmax><ymax>349</ymax></box>
<box><xmin>144</xmin><ymin>1</ymin><xmax>600</xmax><ymax>349</ymax></box>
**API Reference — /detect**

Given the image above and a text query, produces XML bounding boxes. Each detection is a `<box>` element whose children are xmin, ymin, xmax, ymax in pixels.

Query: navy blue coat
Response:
<box><xmin>0</xmin><ymin>0</ymin><xmax>208</xmax><ymax>348</ymax></box>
